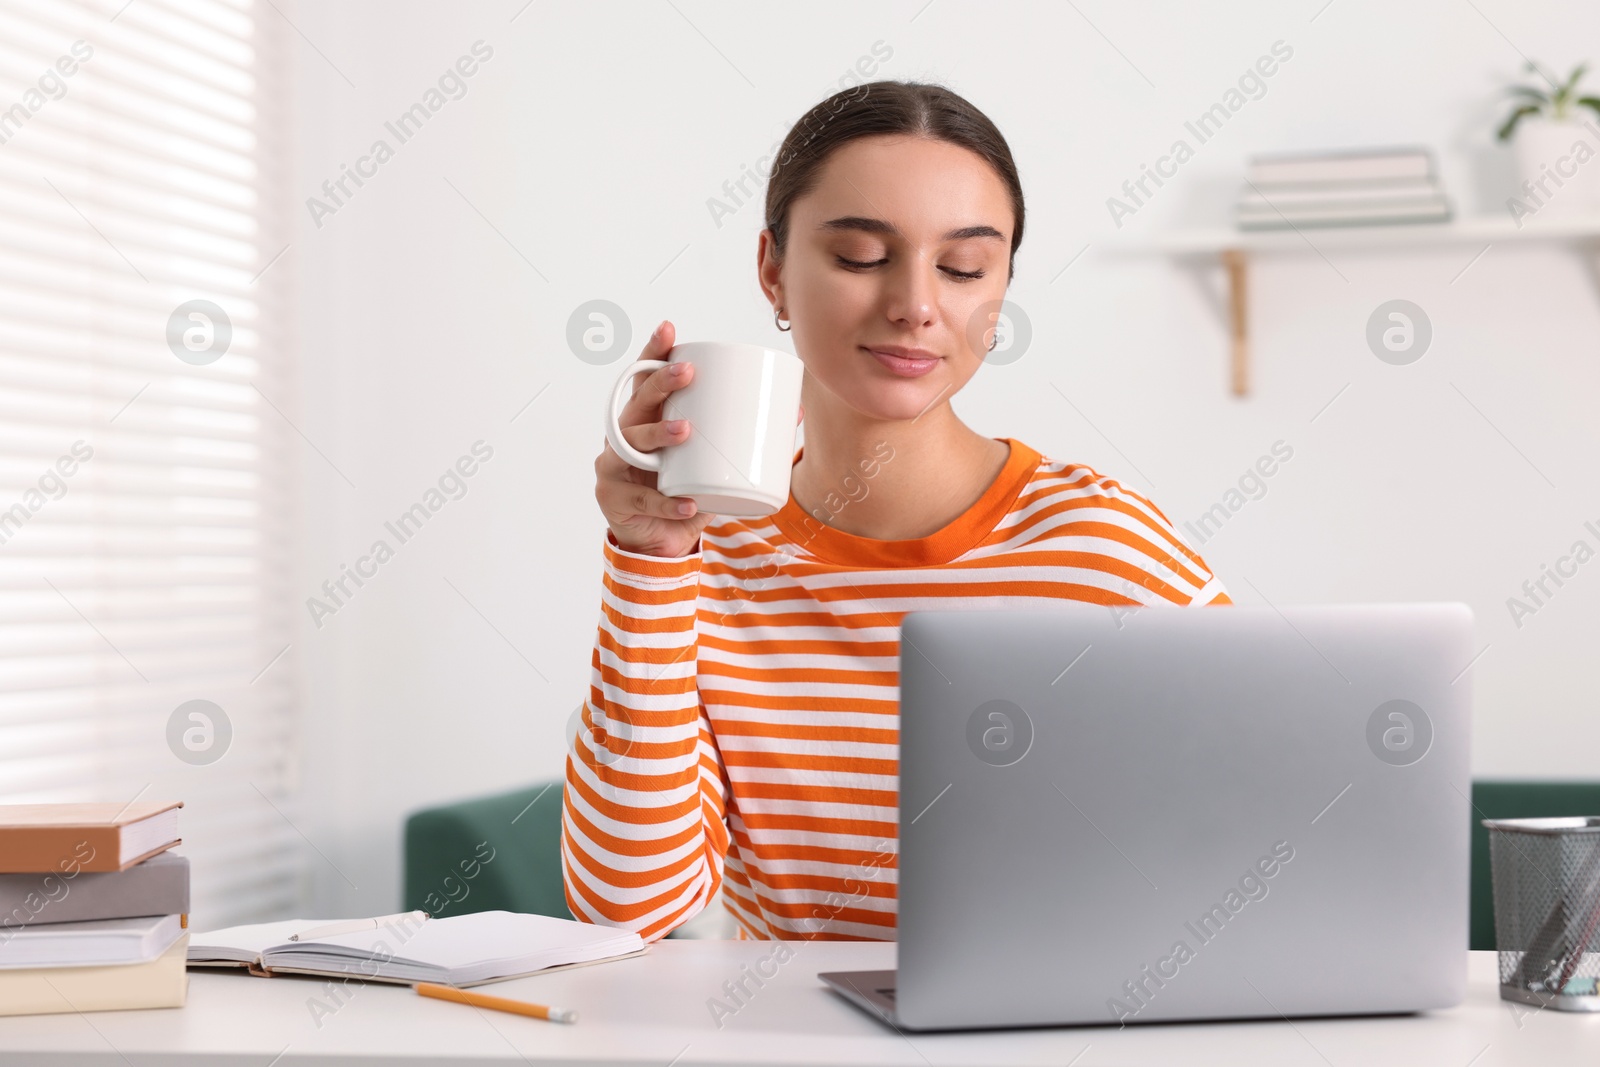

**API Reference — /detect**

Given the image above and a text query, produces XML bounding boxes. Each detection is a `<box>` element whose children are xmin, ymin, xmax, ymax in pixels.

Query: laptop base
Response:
<box><xmin>818</xmin><ymin>969</ymin><xmax>899</xmax><ymax>1026</ymax></box>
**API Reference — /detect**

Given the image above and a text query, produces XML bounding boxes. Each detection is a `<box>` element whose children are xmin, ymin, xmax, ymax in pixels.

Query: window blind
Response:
<box><xmin>0</xmin><ymin>0</ymin><xmax>303</xmax><ymax>927</ymax></box>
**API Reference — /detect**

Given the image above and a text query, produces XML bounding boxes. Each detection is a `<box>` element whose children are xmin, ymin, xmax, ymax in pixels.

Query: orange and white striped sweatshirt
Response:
<box><xmin>562</xmin><ymin>438</ymin><xmax>1230</xmax><ymax>942</ymax></box>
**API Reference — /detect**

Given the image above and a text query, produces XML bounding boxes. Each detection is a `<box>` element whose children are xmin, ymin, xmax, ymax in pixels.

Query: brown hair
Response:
<box><xmin>763</xmin><ymin>80</ymin><xmax>1025</xmax><ymax>282</ymax></box>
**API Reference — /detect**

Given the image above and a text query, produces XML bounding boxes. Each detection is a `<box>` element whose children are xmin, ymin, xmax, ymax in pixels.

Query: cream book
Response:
<box><xmin>0</xmin><ymin>933</ymin><xmax>189</xmax><ymax>1016</ymax></box>
<box><xmin>188</xmin><ymin>910</ymin><xmax>646</xmax><ymax>988</ymax></box>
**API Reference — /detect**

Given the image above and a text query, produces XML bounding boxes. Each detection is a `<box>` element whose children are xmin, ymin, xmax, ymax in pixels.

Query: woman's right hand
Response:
<box><xmin>594</xmin><ymin>320</ymin><xmax>716</xmax><ymax>557</ymax></box>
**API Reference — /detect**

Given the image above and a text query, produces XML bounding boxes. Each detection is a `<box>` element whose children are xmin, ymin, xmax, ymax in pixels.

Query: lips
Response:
<box><xmin>863</xmin><ymin>346</ymin><xmax>941</xmax><ymax>378</ymax></box>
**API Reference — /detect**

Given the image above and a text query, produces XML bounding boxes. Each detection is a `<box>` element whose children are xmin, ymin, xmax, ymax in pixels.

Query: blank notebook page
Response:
<box><xmin>257</xmin><ymin>911</ymin><xmax>644</xmax><ymax>984</ymax></box>
<box><xmin>188</xmin><ymin>919</ymin><xmax>343</xmax><ymax>962</ymax></box>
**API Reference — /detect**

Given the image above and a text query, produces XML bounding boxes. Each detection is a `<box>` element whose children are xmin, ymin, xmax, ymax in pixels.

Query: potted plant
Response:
<box><xmin>1498</xmin><ymin>61</ymin><xmax>1600</xmax><ymax>217</ymax></box>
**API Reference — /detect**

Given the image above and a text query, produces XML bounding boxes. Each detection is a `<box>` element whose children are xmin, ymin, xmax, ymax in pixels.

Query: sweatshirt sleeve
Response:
<box><xmin>1093</xmin><ymin>475</ymin><xmax>1233</xmax><ymax>607</ymax></box>
<box><xmin>560</xmin><ymin>531</ymin><xmax>731</xmax><ymax>942</ymax></box>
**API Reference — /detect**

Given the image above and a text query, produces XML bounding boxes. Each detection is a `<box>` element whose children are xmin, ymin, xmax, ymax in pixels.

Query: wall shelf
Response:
<box><xmin>1102</xmin><ymin>215</ymin><xmax>1600</xmax><ymax>395</ymax></box>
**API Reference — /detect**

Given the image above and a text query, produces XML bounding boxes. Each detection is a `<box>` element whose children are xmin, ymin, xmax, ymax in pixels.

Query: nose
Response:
<box><xmin>884</xmin><ymin>256</ymin><xmax>939</xmax><ymax>329</ymax></box>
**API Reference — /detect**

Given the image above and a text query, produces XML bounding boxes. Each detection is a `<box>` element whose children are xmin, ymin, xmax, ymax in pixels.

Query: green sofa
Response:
<box><xmin>404</xmin><ymin>779</ymin><xmax>1600</xmax><ymax>949</ymax></box>
<box><xmin>404</xmin><ymin>781</ymin><xmax>575</xmax><ymax>924</ymax></box>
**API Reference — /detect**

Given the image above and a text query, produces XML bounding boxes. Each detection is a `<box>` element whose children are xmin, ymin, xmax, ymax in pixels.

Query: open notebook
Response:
<box><xmin>187</xmin><ymin>910</ymin><xmax>646</xmax><ymax>988</ymax></box>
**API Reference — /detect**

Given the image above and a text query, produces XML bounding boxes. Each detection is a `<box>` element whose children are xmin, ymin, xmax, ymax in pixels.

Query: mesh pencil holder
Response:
<box><xmin>1483</xmin><ymin>816</ymin><xmax>1600</xmax><ymax>1012</ymax></box>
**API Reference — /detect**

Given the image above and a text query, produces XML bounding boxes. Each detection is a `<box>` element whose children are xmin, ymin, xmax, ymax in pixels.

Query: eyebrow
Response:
<box><xmin>818</xmin><ymin>216</ymin><xmax>1005</xmax><ymax>243</ymax></box>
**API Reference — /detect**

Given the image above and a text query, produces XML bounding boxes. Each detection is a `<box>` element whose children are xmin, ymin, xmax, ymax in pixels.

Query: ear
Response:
<box><xmin>756</xmin><ymin>229</ymin><xmax>784</xmax><ymax>308</ymax></box>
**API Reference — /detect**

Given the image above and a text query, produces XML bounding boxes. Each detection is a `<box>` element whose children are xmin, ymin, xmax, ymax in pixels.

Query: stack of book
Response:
<box><xmin>1236</xmin><ymin>147</ymin><xmax>1452</xmax><ymax>230</ymax></box>
<box><xmin>0</xmin><ymin>801</ymin><xmax>190</xmax><ymax>1015</ymax></box>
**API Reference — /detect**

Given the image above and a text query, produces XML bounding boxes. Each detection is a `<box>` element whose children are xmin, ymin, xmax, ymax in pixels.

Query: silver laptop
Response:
<box><xmin>820</xmin><ymin>603</ymin><xmax>1473</xmax><ymax>1030</ymax></box>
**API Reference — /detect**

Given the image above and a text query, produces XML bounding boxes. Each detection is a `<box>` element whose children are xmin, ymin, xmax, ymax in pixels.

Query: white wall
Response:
<box><xmin>287</xmin><ymin>0</ymin><xmax>1600</xmax><ymax>917</ymax></box>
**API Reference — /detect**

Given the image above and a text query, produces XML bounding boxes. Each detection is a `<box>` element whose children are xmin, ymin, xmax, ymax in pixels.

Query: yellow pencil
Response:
<box><xmin>413</xmin><ymin>981</ymin><xmax>579</xmax><ymax>1023</ymax></box>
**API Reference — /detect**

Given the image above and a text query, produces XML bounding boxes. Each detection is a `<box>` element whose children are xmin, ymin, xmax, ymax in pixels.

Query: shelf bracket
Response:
<box><xmin>1221</xmin><ymin>248</ymin><xmax>1248</xmax><ymax>396</ymax></box>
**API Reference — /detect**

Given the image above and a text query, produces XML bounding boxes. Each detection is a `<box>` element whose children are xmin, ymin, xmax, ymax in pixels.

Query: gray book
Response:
<box><xmin>0</xmin><ymin>851</ymin><xmax>189</xmax><ymax>932</ymax></box>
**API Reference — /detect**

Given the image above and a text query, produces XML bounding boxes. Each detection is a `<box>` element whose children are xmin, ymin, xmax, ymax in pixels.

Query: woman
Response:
<box><xmin>563</xmin><ymin>80</ymin><xmax>1230</xmax><ymax>943</ymax></box>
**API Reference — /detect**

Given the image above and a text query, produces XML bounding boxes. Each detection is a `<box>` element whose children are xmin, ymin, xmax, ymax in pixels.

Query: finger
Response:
<box><xmin>686</xmin><ymin>508</ymin><xmax>717</xmax><ymax>536</ymax></box>
<box><xmin>637</xmin><ymin>319</ymin><xmax>674</xmax><ymax>362</ymax></box>
<box><xmin>619</xmin><ymin>360</ymin><xmax>694</xmax><ymax>428</ymax></box>
<box><xmin>618</xmin><ymin>321</ymin><xmax>684</xmax><ymax>425</ymax></box>
<box><xmin>595</xmin><ymin>439</ymin><xmax>645</xmax><ymax>482</ymax></box>
<box><xmin>619</xmin><ymin>418</ymin><xmax>690</xmax><ymax>455</ymax></box>
<box><xmin>598</xmin><ymin>478</ymin><xmax>699</xmax><ymax>521</ymax></box>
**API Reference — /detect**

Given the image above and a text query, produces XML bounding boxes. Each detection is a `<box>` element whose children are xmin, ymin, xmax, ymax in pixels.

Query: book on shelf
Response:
<box><xmin>1246</xmin><ymin>146</ymin><xmax>1435</xmax><ymax>185</ymax></box>
<box><xmin>1237</xmin><ymin>178</ymin><xmax>1444</xmax><ymax>208</ymax></box>
<box><xmin>1237</xmin><ymin>147</ymin><xmax>1450</xmax><ymax>230</ymax></box>
<box><xmin>188</xmin><ymin>909</ymin><xmax>648</xmax><ymax>988</ymax></box>
<box><xmin>1237</xmin><ymin>198</ymin><xmax>1452</xmax><ymax>230</ymax></box>
<box><xmin>0</xmin><ymin>801</ymin><xmax>183</xmax><ymax>873</ymax></box>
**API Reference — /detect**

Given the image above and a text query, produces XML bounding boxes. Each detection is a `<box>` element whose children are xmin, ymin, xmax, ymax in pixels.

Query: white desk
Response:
<box><xmin>0</xmin><ymin>945</ymin><xmax>1591</xmax><ymax>1065</ymax></box>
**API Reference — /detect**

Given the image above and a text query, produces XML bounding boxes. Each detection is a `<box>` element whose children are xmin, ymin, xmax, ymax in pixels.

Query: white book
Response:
<box><xmin>187</xmin><ymin>910</ymin><xmax>647</xmax><ymax>988</ymax></box>
<box><xmin>1238</xmin><ymin>178</ymin><xmax>1443</xmax><ymax>207</ymax></box>
<box><xmin>1237</xmin><ymin>195</ymin><xmax>1450</xmax><ymax>219</ymax></box>
<box><xmin>0</xmin><ymin>913</ymin><xmax>185</xmax><ymax>968</ymax></box>
<box><xmin>1247</xmin><ymin>148</ymin><xmax>1434</xmax><ymax>185</ymax></box>
<box><xmin>1237</xmin><ymin>199</ymin><xmax>1451</xmax><ymax>221</ymax></box>
<box><xmin>1236</xmin><ymin>199</ymin><xmax>1452</xmax><ymax>230</ymax></box>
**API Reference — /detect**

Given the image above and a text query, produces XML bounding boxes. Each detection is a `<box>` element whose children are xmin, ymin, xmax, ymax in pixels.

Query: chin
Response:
<box><xmin>844</xmin><ymin>376</ymin><xmax>952</xmax><ymax>422</ymax></box>
<box><xmin>805</xmin><ymin>345</ymin><xmax>967</xmax><ymax>421</ymax></box>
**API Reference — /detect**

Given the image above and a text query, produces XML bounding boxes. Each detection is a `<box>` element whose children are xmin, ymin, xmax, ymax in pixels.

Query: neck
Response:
<box><xmin>789</xmin><ymin>390</ymin><xmax>1011</xmax><ymax>542</ymax></box>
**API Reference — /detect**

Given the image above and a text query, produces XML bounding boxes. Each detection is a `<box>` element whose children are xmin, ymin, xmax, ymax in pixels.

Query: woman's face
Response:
<box><xmin>762</xmin><ymin>134</ymin><xmax>1015</xmax><ymax>423</ymax></box>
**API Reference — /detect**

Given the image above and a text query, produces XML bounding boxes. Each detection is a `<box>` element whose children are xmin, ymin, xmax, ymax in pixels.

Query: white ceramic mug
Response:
<box><xmin>604</xmin><ymin>341</ymin><xmax>805</xmax><ymax>518</ymax></box>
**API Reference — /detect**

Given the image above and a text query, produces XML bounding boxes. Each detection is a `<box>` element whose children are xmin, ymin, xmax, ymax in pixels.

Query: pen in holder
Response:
<box><xmin>1483</xmin><ymin>816</ymin><xmax>1600</xmax><ymax>1011</ymax></box>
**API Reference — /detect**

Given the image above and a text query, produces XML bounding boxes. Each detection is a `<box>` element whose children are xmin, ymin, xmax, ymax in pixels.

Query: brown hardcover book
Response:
<box><xmin>0</xmin><ymin>802</ymin><xmax>183</xmax><ymax>873</ymax></box>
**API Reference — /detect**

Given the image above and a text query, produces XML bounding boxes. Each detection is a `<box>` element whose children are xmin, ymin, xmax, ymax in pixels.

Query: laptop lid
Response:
<box><xmin>894</xmin><ymin>603</ymin><xmax>1472</xmax><ymax>1030</ymax></box>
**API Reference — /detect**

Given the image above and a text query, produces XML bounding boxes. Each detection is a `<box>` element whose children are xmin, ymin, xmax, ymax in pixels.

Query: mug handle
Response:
<box><xmin>604</xmin><ymin>360</ymin><xmax>670</xmax><ymax>472</ymax></box>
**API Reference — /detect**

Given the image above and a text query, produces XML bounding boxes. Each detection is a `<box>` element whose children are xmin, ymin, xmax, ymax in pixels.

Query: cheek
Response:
<box><xmin>952</xmin><ymin>291</ymin><xmax>1006</xmax><ymax>363</ymax></box>
<box><xmin>944</xmin><ymin>341</ymin><xmax>989</xmax><ymax>392</ymax></box>
<box><xmin>789</xmin><ymin>275</ymin><xmax>877</xmax><ymax>371</ymax></box>
<box><xmin>806</xmin><ymin>267</ymin><xmax>878</xmax><ymax>321</ymax></box>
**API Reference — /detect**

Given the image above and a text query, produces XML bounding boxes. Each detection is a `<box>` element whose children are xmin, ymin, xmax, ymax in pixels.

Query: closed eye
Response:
<box><xmin>836</xmin><ymin>255</ymin><xmax>986</xmax><ymax>281</ymax></box>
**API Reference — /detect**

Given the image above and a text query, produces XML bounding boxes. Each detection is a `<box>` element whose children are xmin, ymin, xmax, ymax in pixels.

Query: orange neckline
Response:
<box><xmin>769</xmin><ymin>438</ymin><xmax>1040</xmax><ymax>568</ymax></box>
